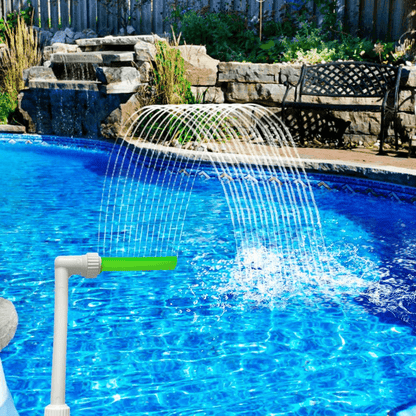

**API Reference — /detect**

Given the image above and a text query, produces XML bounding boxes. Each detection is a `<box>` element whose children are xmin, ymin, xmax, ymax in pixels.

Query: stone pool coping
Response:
<box><xmin>121</xmin><ymin>139</ymin><xmax>416</xmax><ymax>188</ymax></box>
<box><xmin>1</xmin><ymin>133</ymin><xmax>415</xmax><ymax>188</ymax></box>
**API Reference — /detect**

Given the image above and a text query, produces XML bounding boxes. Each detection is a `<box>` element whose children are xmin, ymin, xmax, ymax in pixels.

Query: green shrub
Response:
<box><xmin>0</xmin><ymin>92</ymin><xmax>16</xmax><ymax>124</ymax></box>
<box><xmin>0</xmin><ymin>5</ymin><xmax>34</xmax><ymax>43</ymax></box>
<box><xmin>165</xmin><ymin>6</ymin><xmax>261</xmax><ymax>63</ymax></box>
<box><xmin>150</xmin><ymin>40</ymin><xmax>196</xmax><ymax>104</ymax></box>
<box><xmin>165</xmin><ymin>3</ymin><xmax>407</xmax><ymax>66</ymax></box>
<box><xmin>0</xmin><ymin>15</ymin><xmax>41</xmax><ymax>104</ymax></box>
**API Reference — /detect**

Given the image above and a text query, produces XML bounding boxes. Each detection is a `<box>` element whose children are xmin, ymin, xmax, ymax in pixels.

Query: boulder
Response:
<box><xmin>64</xmin><ymin>27</ymin><xmax>75</xmax><ymax>40</ymax></box>
<box><xmin>190</xmin><ymin>86</ymin><xmax>224</xmax><ymax>103</ymax></box>
<box><xmin>73</xmin><ymin>32</ymin><xmax>84</xmax><ymax>41</ymax></box>
<box><xmin>134</xmin><ymin>41</ymin><xmax>157</xmax><ymax>62</ymax></box>
<box><xmin>100</xmin><ymin>93</ymin><xmax>139</xmax><ymax>139</ymax></box>
<box><xmin>402</xmin><ymin>66</ymin><xmax>416</xmax><ymax>87</ymax></box>
<box><xmin>50</xmin><ymin>30</ymin><xmax>67</xmax><ymax>45</ymax></box>
<box><xmin>172</xmin><ymin>45</ymin><xmax>219</xmax><ymax>86</ymax></box>
<box><xmin>83</xmin><ymin>29</ymin><xmax>97</xmax><ymax>39</ymax></box>
<box><xmin>95</xmin><ymin>67</ymin><xmax>141</xmax><ymax>84</ymax></box>
<box><xmin>0</xmin><ymin>298</ymin><xmax>18</xmax><ymax>352</ymax></box>
<box><xmin>218</xmin><ymin>62</ymin><xmax>280</xmax><ymax>83</ymax></box>
<box><xmin>136</xmin><ymin>61</ymin><xmax>151</xmax><ymax>82</ymax></box>
<box><xmin>38</xmin><ymin>30</ymin><xmax>53</xmax><ymax>47</ymax></box>
<box><xmin>43</xmin><ymin>43</ymin><xmax>81</xmax><ymax>61</ymax></box>
<box><xmin>127</xmin><ymin>25</ymin><xmax>136</xmax><ymax>35</ymax></box>
<box><xmin>22</xmin><ymin>66</ymin><xmax>57</xmax><ymax>87</ymax></box>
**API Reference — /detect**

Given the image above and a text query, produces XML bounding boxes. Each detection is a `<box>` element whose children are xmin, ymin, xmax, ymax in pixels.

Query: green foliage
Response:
<box><xmin>0</xmin><ymin>14</ymin><xmax>41</xmax><ymax>117</ymax></box>
<box><xmin>0</xmin><ymin>92</ymin><xmax>16</xmax><ymax>124</ymax></box>
<box><xmin>134</xmin><ymin>109</ymin><xmax>241</xmax><ymax>145</ymax></box>
<box><xmin>277</xmin><ymin>25</ymin><xmax>398</xmax><ymax>64</ymax></box>
<box><xmin>164</xmin><ymin>1</ymin><xmax>406</xmax><ymax>66</ymax></box>
<box><xmin>0</xmin><ymin>5</ymin><xmax>33</xmax><ymax>43</ymax></box>
<box><xmin>165</xmin><ymin>5</ymin><xmax>261</xmax><ymax>63</ymax></box>
<box><xmin>150</xmin><ymin>40</ymin><xmax>196</xmax><ymax>105</ymax></box>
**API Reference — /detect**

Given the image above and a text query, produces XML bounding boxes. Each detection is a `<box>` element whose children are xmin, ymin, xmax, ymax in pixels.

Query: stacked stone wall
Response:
<box><xmin>195</xmin><ymin>62</ymin><xmax>416</xmax><ymax>149</ymax></box>
<box><xmin>18</xmin><ymin>34</ymin><xmax>416</xmax><ymax>148</ymax></box>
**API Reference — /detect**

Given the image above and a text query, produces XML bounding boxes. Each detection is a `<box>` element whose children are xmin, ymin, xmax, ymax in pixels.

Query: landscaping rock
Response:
<box><xmin>22</xmin><ymin>66</ymin><xmax>57</xmax><ymax>87</ymax></box>
<box><xmin>402</xmin><ymin>66</ymin><xmax>416</xmax><ymax>87</ymax></box>
<box><xmin>76</xmin><ymin>35</ymin><xmax>166</xmax><ymax>48</ymax></box>
<box><xmin>136</xmin><ymin>61</ymin><xmax>151</xmax><ymax>82</ymax></box>
<box><xmin>280</xmin><ymin>65</ymin><xmax>302</xmax><ymax>85</ymax></box>
<box><xmin>43</xmin><ymin>43</ymin><xmax>81</xmax><ymax>61</ymax></box>
<box><xmin>50</xmin><ymin>30</ymin><xmax>67</xmax><ymax>45</ymax></box>
<box><xmin>225</xmin><ymin>82</ymin><xmax>291</xmax><ymax>104</ymax></box>
<box><xmin>134</xmin><ymin>41</ymin><xmax>157</xmax><ymax>62</ymax></box>
<box><xmin>207</xmin><ymin>142</ymin><xmax>219</xmax><ymax>152</ymax></box>
<box><xmin>64</xmin><ymin>27</ymin><xmax>75</xmax><ymax>40</ymax></box>
<box><xmin>19</xmin><ymin>88</ymin><xmax>131</xmax><ymax>138</ymax></box>
<box><xmin>218</xmin><ymin>62</ymin><xmax>280</xmax><ymax>83</ymax></box>
<box><xmin>0</xmin><ymin>125</ymin><xmax>26</xmax><ymax>133</ymax></box>
<box><xmin>0</xmin><ymin>298</ymin><xmax>18</xmax><ymax>352</ymax></box>
<box><xmin>96</xmin><ymin>67</ymin><xmax>141</xmax><ymax>84</ymax></box>
<box><xmin>38</xmin><ymin>29</ymin><xmax>53</xmax><ymax>47</ymax></box>
<box><xmin>190</xmin><ymin>86</ymin><xmax>224</xmax><ymax>103</ymax></box>
<box><xmin>172</xmin><ymin>45</ymin><xmax>219</xmax><ymax>86</ymax></box>
<box><xmin>101</xmin><ymin>93</ymin><xmax>143</xmax><ymax>139</ymax></box>
<box><xmin>127</xmin><ymin>25</ymin><xmax>136</xmax><ymax>35</ymax></box>
<box><xmin>73</xmin><ymin>32</ymin><xmax>85</xmax><ymax>41</ymax></box>
<box><xmin>51</xmin><ymin>51</ymin><xmax>134</xmax><ymax>65</ymax></box>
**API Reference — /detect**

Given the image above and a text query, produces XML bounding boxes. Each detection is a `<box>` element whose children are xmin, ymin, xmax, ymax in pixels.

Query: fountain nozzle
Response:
<box><xmin>45</xmin><ymin>253</ymin><xmax>177</xmax><ymax>416</ymax></box>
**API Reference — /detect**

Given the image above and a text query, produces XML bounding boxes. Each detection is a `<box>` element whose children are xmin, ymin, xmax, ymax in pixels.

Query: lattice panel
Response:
<box><xmin>302</xmin><ymin>62</ymin><xmax>398</xmax><ymax>97</ymax></box>
<box><xmin>283</xmin><ymin>109</ymin><xmax>351</xmax><ymax>147</ymax></box>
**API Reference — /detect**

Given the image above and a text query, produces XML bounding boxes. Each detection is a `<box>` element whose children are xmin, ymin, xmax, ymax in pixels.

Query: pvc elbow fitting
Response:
<box><xmin>54</xmin><ymin>253</ymin><xmax>101</xmax><ymax>279</ymax></box>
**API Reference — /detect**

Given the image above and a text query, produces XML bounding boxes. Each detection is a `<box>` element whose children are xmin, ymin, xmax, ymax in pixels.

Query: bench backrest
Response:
<box><xmin>300</xmin><ymin>61</ymin><xmax>401</xmax><ymax>98</ymax></box>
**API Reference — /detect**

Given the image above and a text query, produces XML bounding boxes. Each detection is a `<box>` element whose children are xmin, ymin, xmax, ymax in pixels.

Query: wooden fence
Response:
<box><xmin>0</xmin><ymin>0</ymin><xmax>413</xmax><ymax>42</ymax></box>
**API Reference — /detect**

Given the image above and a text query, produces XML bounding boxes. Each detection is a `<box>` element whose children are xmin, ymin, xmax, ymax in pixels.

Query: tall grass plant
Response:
<box><xmin>0</xmin><ymin>15</ymin><xmax>41</xmax><ymax>109</ymax></box>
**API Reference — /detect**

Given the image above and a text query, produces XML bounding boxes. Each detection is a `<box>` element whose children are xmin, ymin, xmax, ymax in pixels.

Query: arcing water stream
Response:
<box><xmin>97</xmin><ymin>103</ymin><xmax>336</xmax><ymax>306</ymax></box>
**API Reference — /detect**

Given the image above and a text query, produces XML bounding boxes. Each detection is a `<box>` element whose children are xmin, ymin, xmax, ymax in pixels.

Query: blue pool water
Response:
<box><xmin>1</xmin><ymin>137</ymin><xmax>416</xmax><ymax>415</ymax></box>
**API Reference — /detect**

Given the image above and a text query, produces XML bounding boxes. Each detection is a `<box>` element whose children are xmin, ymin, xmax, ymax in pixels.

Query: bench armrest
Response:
<box><xmin>282</xmin><ymin>65</ymin><xmax>305</xmax><ymax>108</ymax></box>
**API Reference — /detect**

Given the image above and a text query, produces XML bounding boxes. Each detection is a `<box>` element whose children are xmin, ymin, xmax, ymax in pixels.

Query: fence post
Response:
<box><xmin>97</xmin><ymin>0</ymin><xmax>108</xmax><ymax>35</ymax></box>
<box><xmin>132</xmin><ymin>0</ymin><xmax>141</xmax><ymax>34</ymax></box>
<box><xmin>40</xmin><ymin>0</ymin><xmax>49</xmax><ymax>29</ymax></box>
<box><xmin>88</xmin><ymin>0</ymin><xmax>97</xmax><ymax>31</ymax></box>
<box><xmin>141</xmin><ymin>0</ymin><xmax>151</xmax><ymax>34</ymax></box>
<box><xmin>345</xmin><ymin>0</ymin><xmax>360</xmax><ymax>35</ymax></box>
<box><xmin>60</xmin><ymin>0</ymin><xmax>69</xmax><ymax>28</ymax></box>
<box><xmin>31</xmin><ymin>0</ymin><xmax>40</xmax><ymax>27</ymax></box>
<box><xmin>50</xmin><ymin>0</ymin><xmax>59</xmax><ymax>30</ymax></box>
<box><xmin>153</xmin><ymin>0</ymin><xmax>163</xmax><ymax>34</ymax></box>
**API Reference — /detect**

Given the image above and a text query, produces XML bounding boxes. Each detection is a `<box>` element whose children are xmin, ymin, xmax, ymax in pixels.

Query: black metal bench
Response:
<box><xmin>281</xmin><ymin>61</ymin><xmax>403</xmax><ymax>154</ymax></box>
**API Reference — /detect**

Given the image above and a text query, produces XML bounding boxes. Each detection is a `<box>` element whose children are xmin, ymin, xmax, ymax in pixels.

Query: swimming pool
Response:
<box><xmin>1</xmin><ymin>136</ymin><xmax>416</xmax><ymax>415</ymax></box>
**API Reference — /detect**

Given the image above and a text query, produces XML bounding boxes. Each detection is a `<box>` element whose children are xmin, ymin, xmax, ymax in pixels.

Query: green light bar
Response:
<box><xmin>100</xmin><ymin>256</ymin><xmax>177</xmax><ymax>272</ymax></box>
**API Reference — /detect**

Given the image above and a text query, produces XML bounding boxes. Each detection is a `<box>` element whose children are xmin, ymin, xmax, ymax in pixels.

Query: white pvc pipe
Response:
<box><xmin>45</xmin><ymin>254</ymin><xmax>101</xmax><ymax>416</ymax></box>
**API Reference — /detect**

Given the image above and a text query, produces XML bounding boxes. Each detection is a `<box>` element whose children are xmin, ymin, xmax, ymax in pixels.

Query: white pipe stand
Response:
<box><xmin>44</xmin><ymin>253</ymin><xmax>101</xmax><ymax>416</ymax></box>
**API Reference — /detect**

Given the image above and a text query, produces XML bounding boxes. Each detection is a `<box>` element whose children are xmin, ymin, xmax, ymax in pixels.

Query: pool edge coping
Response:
<box><xmin>1</xmin><ymin>133</ymin><xmax>416</xmax><ymax>188</ymax></box>
<box><xmin>120</xmin><ymin>140</ymin><xmax>416</xmax><ymax>188</ymax></box>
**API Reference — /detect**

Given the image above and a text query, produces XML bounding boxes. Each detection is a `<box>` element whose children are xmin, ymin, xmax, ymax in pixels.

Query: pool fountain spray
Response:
<box><xmin>44</xmin><ymin>253</ymin><xmax>177</xmax><ymax>416</ymax></box>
